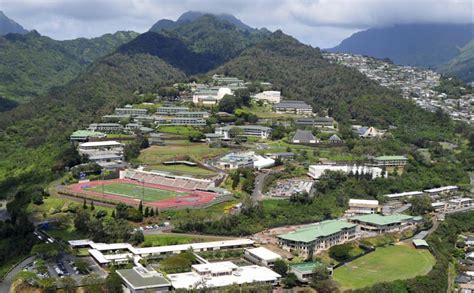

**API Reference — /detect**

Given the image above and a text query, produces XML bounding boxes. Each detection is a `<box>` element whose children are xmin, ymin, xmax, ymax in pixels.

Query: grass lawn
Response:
<box><xmin>242</xmin><ymin>104</ymin><xmax>299</xmax><ymax>119</ymax></box>
<box><xmin>143</xmin><ymin>233</ymin><xmax>230</xmax><ymax>247</ymax></box>
<box><xmin>333</xmin><ymin>243</ymin><xmax>435</xmax><ymax>290</ymax></box>
<box><xmin>46</xmin><ymin>226</ymin><xmax>88</xmax><ymax>241</ymax></box>
<box><xmin>85</xmin><ymin>183</ymin><xmax>187</xmax><ymax>202</ymax></box>
<box><xmin>138</xmin><ymin>144</ymin><xmax>228</xmax><ymax>165</ymax></box>
<box><xmin>158</xmin><ymin>126</ymin><xmax>201</xmax><ymax>136</ymax></box>
<box><xmin>152</xmin><ymin>164</ymin><xmax>216</xmax><ymax>176</ymax></box>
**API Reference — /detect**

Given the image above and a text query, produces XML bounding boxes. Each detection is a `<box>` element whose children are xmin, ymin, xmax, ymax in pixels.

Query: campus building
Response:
<box><xmin>214</xmin><ymin>125</ymin><xmax>272</xmax><ymax>140</ymax></box>
<box><xmin>254</xmin><ymin>91</ymin><xmax>281</xmax><ymax>103</ymax></box>
<box><xmin>295</xmin><ymin>117</ymin><xmax>335</xmax><ymax>128</ymax></box>
<box><xmin>448</xmin><ymin>198</ymin><xmax>472</xmax><ymax>209</ymax></box>
<box><xmin>214</xmin><ymin>151</ymin><xmax>275</xmax><ymax>170</ymax></box>
<box><xmin>155</xmin><ymin>117</ymin><xmax>206</xmax><ymax>126</ymax></box>
<box><xmin>116</xmin><ymin>267</ymin><xmax>171</xmax><ymax>293</ymax></box>
<box><xmin>115</xmin><ymin>107</ymin><xmax>148</xmax><ymax>116</ymax></box>
<box><xmin>192</xmin><ymin>87</ymin><xmax>232</xmax><ymax>105</ymax></box>
<box><xmin>156</xmin><ymin>106</ymin><xmax>189</xmax><ymax>116</ymax></box>
<box><xmin>174</xmin><ymin>111</ymin><xmax>209</xmax><ymax>119</ymax></box>
<box><xmin>78</xmin><ymin>141</ymin><xmax>124</xmax><ymax>154</ymax></box>
<box><xmin>167</xmin><ymin>261</ymin><xmax>281</xmax><ymax>290</ymax></box>
<box><xmin>69</xmin><ymin>130</ymin><xmax>106</xmax><ymax>142</ymax></box>
<box><xmin>273</xmin><ymin>100</ymin><xmax>313</xmax><ymax>115</ymax></box>
<box><xmin>292</xmin><ymin>129</ymin><xmax>318</xmax><ymax>144</ymax></box>
<box><xmin>373</xmin><ymin>155</ymin><xmax>408</xmax><ymax>167</ymax></box>
<box><xmin>423</xmin><ymin>186</ymin><xmax>459</xmax><ymax>196</ymax></box>
<box><xmin>345</xmin><ymin>199</ymin><xmax>380</xmax><ymax>216</ymax></box>
<box><xmin>87</xmin><ymin>123</ymin><xmax>124</xmax><ymax>133</ymax></box>
<box><xmin>277</xmin><ymin>220</ymin><xmax>357</xmax><ymax>257</ymax></box>
<box><xmin>68</xmin><ymin>239</ymin><xmax>255</xmax><ymax>267</ymax></box>
<box><xmin>290</xmin><ymin>261</ymin><xmax>332</xmax><ymax>283</ymax></box>
<box><xmin>101</xmin><ymin>114</ymin><xmax>131</xmax><ymax>122</ymax></box>
<box><xmin>383</xmin><ymin>191</ymin><xmax>424</xmax><ymax>201</ymax></box>
<box><xmin>349</xmin><ymin>214</ymin><xmax>418</xmax><ymax>234</ymax></box>
<box><xmin>243</xmin><ymin>247</ymin><xmax>282</xmax><ymax>268</ymax></box>
<box><xmin>307</xmin><ymin>164</ymin><xmax>385</xmax><ymax>180</ymax></box>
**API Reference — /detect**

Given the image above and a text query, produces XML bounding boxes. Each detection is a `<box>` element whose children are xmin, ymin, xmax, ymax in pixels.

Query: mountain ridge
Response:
<box><xmin>0</xmin><ymin>11</ymin><xmax>28</xmax><ymax>36</ymax></box>
<box><xmin>329</xmin><ymin>23</ymin><xmax>474</xmax><ymax>68</ymax></box>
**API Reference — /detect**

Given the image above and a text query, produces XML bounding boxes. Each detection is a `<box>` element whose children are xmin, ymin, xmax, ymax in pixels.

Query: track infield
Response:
<box><xmin>333</xmin><ymin>243</ymin><xmax>435</xmax><ymax>290</ymax></box>
<box><xmin>84</xmin><ymin>182</ymin><xmax>186</xmax><ymax>202</ymax></box>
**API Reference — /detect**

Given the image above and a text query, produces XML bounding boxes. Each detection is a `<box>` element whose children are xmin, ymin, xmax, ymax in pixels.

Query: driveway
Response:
<box><xmin>252</xmin><ymin>171</ymin><xmax>270</xmax><ymax>201</ymax></box>
<box><xmin>0</xmin><ymin>255</ymin><xmax>36</xmax><ymax>293</ymax></box>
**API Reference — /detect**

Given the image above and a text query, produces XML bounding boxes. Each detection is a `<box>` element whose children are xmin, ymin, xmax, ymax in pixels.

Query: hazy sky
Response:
<box><xmin>1</xmin><ymin>0</ymin><xmax>473</xmax><ymax>48</ymax></box>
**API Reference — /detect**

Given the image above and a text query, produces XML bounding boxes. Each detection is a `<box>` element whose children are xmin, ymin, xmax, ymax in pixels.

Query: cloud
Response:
<box><xmin>0</xmin><ymin>0</ymin><xmax>472</xmax><ymax>48</ymax></box>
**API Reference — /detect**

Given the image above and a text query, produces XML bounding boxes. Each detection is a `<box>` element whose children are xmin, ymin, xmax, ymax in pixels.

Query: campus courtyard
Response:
<box><xmin>333</xmin><ymin>243</ymin><xmax>436</xmax><ymax>290</ymax></box>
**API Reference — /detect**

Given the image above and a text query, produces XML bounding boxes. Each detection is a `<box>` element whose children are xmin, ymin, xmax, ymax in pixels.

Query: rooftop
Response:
<box><xmin>423</xmin><ymin>186</ymin><xmax>458</xmax><ymax>193</ymax></box>
<box><xmin>274</xmin><ymin>100</ymin><xmax>312</xmax><ymax>109</ymax></box>
<box><xmin>277</xmin><ymin>220</ymin><xmax>356</xmax><ymax>243</ymax></box>
<box><xmin>292</xmin><ymin>129</ymin><xmax>316</xmax><ymax>142</ymax></box>
<box><xmin>79</xmin><ymin>141</ymin><xmax>122</xmax><ymax>147</ymax></box>
<box><xmin>349</xmin><ymin>199</ymin><xmax>379</xmax><ymax>206</ymax></box>
<box><xmin>412</xmin><ymin>239</ymin><xmax>429</xmax><ymax>247</ymax></box>
<box><xmin>375</xmin><ymin>155</ymin><xmax>407</xmax><ymax>161</ymax></box>
<box><xmin>290</xmin><ymin>261</ymin><xmax>324</xmax><ymax>273</ymax></box>
<box><xmin>351</xmin><ymin>214</ymin><xmax>413</xmax><ymax>226</ymax></box>
<box><xmin>245</xmin><ymin>247</ymin><xmax>281</xmax><ymax>261</ymax></box>
<box><xmin>116</xmin><ymin>267</ymin><xmax>171</xmax><ymax>290</ymax></box>
<box><xmin>70</xmin><ymin>130</ymin><xmax>106</xmax><ymax>137</ymax></box>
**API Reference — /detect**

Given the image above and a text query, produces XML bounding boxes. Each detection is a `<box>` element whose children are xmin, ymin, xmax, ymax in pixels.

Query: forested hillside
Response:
<box><xmin>0</xmin><ymin>30</ymin><xmax>138</xmax><ymax>107</ymax></box>
<box><xmin>216</xmin><ymin>31</ymin><xmax>458</xmax><ymax>144</ymax></box>
<box><xmin>438</xmin><ymin>39</ymin><xmax>474</xmax><ymax>82</ymax></box>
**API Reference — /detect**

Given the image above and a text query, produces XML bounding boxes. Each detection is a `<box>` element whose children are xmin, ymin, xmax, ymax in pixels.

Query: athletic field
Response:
<box><xmin>85</xmin><ymin>182</ymin><xmax>186</xmax><ymax>202</ymax></box>
<box><xmin>333</xmin><ymin>243</ymin><xmax>435</xmax><ymax>290</ymax></box>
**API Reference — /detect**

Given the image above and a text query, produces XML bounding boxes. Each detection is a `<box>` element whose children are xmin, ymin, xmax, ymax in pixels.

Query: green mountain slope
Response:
<box><xmin>0</xmin><ymin>30</ymin><xmax>138</xmax><ymax>106</ymax></box>
<box><xmin>438</xmin><ymin>39</ymin><xmax>474</xmax><ymax>82</ymax></box>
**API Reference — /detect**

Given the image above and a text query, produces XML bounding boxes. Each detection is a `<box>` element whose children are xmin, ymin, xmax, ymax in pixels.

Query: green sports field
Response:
<box><xmin>85</xmin><ymin>183</ymin><xmax>187</xmax><ymax>202</ymax></box>
<box><xmin>333</xmin><ymin>243</ymin><xmax>435</xmax><ymax>290</ymax></box>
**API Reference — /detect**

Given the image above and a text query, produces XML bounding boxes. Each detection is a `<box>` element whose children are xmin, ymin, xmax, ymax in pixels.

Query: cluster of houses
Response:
<box><xmin>324</xmin><ymin>52</ymin><xmax>474</xmax><ymax>125</ymax></box>
<box><xmin>455</xmin><ymin>235</ymin><xmax>474</xmax><ymax>293</ymax></box>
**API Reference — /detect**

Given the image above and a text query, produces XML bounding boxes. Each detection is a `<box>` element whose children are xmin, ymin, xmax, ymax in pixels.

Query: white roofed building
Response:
<box><xmin>308</xmin><ymin>164</ymin><xmax>385</xmax><ymax>180</ymax></box>
<box><xmin>346</xmin><ymin>199</ymin><xmax>380</xmax><ymax>216</ymax></box>
<box><xmin>254</xmin><ymin>91</ymin><xmax>281</xmax><ymax>103</ymax></box>
<box><xmin>244</xmin><ymin>247</ymin><xmax>282</xmax><ymax>268</ymax></box>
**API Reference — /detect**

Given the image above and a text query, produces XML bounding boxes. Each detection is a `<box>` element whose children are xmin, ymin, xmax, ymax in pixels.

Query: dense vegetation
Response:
<box><xmin>0</xmin><ymin>30</ymin><xmax>138</xmax><ymax>106</ymax></box>
<box><xmin>438</xmin><ymin>39</ymin><xmax>474</xmax><ymax>82</ymax></box>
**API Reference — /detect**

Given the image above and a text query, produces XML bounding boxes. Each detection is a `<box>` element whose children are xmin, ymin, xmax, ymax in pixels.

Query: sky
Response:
<box><xmin>1</xmin><ymin>0</ymin><xmax>473</xmax><ymax>48</ymax></box>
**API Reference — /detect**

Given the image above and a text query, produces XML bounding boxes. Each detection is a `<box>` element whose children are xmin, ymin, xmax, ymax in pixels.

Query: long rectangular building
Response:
<box><xmin>277</xmin><ymin>220</ymin><xmax>356</xmax><ymax>257</ymax></box>
<box><xmin>349</xmin><ymin>214</ymin><xmax>417</xmax><ymax>234</ymax></box>
<box><xmin>215</xmin><ymin>125</ymin><xmax>272</xmax><ymax>139</ymax></box>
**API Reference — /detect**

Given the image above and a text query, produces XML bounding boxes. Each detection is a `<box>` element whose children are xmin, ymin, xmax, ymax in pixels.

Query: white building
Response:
<box><xmin>116</xmin><ymin>266</ymin><xmax>171</xmax><ymax>293</ymax></box>
<box><xmin>167</xmin><ymin>261</ymin><xmax>281</xmax><ymax>290</ymax></box>
<box><xmin>424</xmin><ymin>186</ymin><xmax>459</xmax><ymax>196</ymax></box>
<box><xmin>215</xmin><ymin>151</ymin><xmax>275</xmax><ymax>170</ymax></box>
<box><xmin>254</xmin><ymin>91</ymin><xmax>281</xmax><ymax>103</ymax></box>
<box><xmin>448</xmin><ymin>198</ymin><xmax>472</xmax><ymax>209</ymax></box>
<box><xmin>346</xmin><ymin>199</ymin><xmax>380</xmax><ymax>216</ymax></box>
<box><xmin>215</xmin><ymin>125</ymin><xmax>272</xmax><ymax>140</ymax></box>
<box><xmin>78</xmin><ymin>141</ymin><xmax>123</xmax><ymax>155</ymax></box>
<box><xmin>383</xmin><ymin>191</ymin><xmax>424</xmax><ymax>201</ymax></box>
<box><xmin>244</xmin><ymin>247</ymin><xmax>282</xmax><ymax>268</ymax></box>
<box><xmin>192</xmin><ymin>87</ymin><xmax>232</xmax><ymax>105</ymax></box>
<box><xmin>307</xmin><ymin>164</ymin><xmax>385</xmax><ymax>180</ymax></box>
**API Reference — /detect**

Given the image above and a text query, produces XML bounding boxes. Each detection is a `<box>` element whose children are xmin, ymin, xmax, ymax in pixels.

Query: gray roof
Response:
<box><xmin>274</xmin><ymin>100</ymin><xmax>312</xmax><ymax>109</ymax></box>
<box><xmin>220</xmin><ymin>125</ymin><xmax>272</xmax><ymax>131</ymax></box>
<box><xmin>296</xmin><ymin>117</ymin><xmax>334</xmax><ymax>123</ymax></box>
<box><xmin>329</xmin><ymin>134</ymin><xmax>342</xmax><ymax>141</ymax></box>
<box><xmin>116</xmin><ymin>268</ymin><xmax>170</xmax><ymax>289</ymax></box>
<box><xmin>292</xmin><ymin>129</ymin><xmax>316</xmax><ymax>142</ymax></box>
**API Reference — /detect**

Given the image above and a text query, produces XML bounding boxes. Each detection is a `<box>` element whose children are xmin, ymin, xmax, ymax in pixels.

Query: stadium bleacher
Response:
<box><xmin>123</xmin><ymin>169</ymin><xmax>213</xmax><ymax>191</ymax></box>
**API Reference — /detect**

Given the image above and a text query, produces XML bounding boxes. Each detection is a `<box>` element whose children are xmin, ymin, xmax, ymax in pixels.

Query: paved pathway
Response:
<box><xmin>252</xmin><ymin>171</ymin><xmax>271</xmax><ymax>201</ymax></box>
<box><xmin>0</xmin><ymin>255</ymin><xmax>36</xmax><ymax>293</ymax></box>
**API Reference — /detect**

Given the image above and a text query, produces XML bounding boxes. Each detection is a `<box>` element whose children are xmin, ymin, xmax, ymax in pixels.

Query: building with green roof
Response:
<box><xmin>277</xmin><ymin>220</ymin><xmax>356</xmax><ymax>257</ymax></box>
<box><xmin>116</xmin><ymin>267</ymin><xmax>171</xmax><ymax>292</ymax></box>
<box><xmin>70</xmin><ymin>130</ymin><xmax>106</xmax><ymax>142</ymax></box>
<box><xmin>373</xmin><ymin>155</ymin><xmax>408</xmax><ymax>167</ymax></box>
<box><xmin>350</xmin><ymin>214</ymin><xmax>416</xmax><ymax>234</ymax></box>
<box><xmin>290</xmin><ymin>261</ymin><xmax>331</xmax><ymax>282</ymax></box>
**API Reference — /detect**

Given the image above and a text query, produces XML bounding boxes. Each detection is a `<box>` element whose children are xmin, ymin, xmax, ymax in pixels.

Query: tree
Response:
<box><xmin>83</xmin><ymin>198</ymin><xmax>87</xmax><ymax>209</ymax></box>
<box><xmin>144</xmin><ymin>206</ymin><xmax>149</xmax><ymax>217</ymax></box>
<box><xmin>282</xmin><ymin>273</ymin><xmax>298</xmax><ymax>288</ymax></box>
<box><xmin>138</xmin><ymin>201</ymin><xmax>143</xmax><ymax>214</ymax></box>
<box><xmin>61</xmin><ymin>276</ymin><xmax>77</xmax><ymax>293</ymax></box>
<box><xmin>410</xmin><ymin>195</ymin><xmax>433</xmax><ymax>215</ymax></box>
<box><xmin>82</xmin><ymin>273</ymin><xmax>104</xmax><ymax>293</ymax></box>
<box><xmin>149</xmin><ymin>208</ymin><xmax>155</xmax><ymax>217</ymax></box>
<box><xmin>115</xmin><ymin>203</ymin><xmax>128</xmax><ymax>219</ymax></box>
<box><xmin>90</xmin><ymin>200</ymin><xmax>95</xmax><ymax>211</ymax></box>
<box><xmin>218</xmin><ymin>95</ymin><xmax>239</xmax><ymax>113</ymax></box>
<box><xmin>329</xmin><ymin>243</ymin><xmax>354</xmax><ymax>262</ymax></box>
<box><xmin>130</xmin><ymin>230</ymin><xmax>144</xmax><ymax>245</ymax></box>
<box><xmin>105</xmin><ymin>271</ymin><xmax>122</xmax><ymax>293</ymax></box>
<box><xmin>273</xmin><ymin>259</ymin><xmax>288</xmax><ymax>276</ymax></box>
<box><xmin>228</xmin><ymin>127</ymin><xmax>244</xmax><ymax>138</ymax></box>
<box><xmin>74</xmin><ymin>209</ymin><xmax>90</xmax><ymax>233</ymax></box>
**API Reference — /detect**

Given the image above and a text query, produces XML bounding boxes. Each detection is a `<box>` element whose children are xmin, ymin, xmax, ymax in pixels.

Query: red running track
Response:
<box><xmin>66</xmin><ymin>179</ymin><xmax>217</xmax><ymax>209</ymax></box>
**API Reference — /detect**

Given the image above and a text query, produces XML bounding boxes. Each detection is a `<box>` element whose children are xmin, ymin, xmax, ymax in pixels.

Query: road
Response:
<box><xmin>252</xmin><ymin>171</ymin><xmax>271</xmax><ymax>201</ymax></box>
<box><xmin>0</xmin><ymin>255</ymin><xmax>36</xmax><ymax>293</ymax></box>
